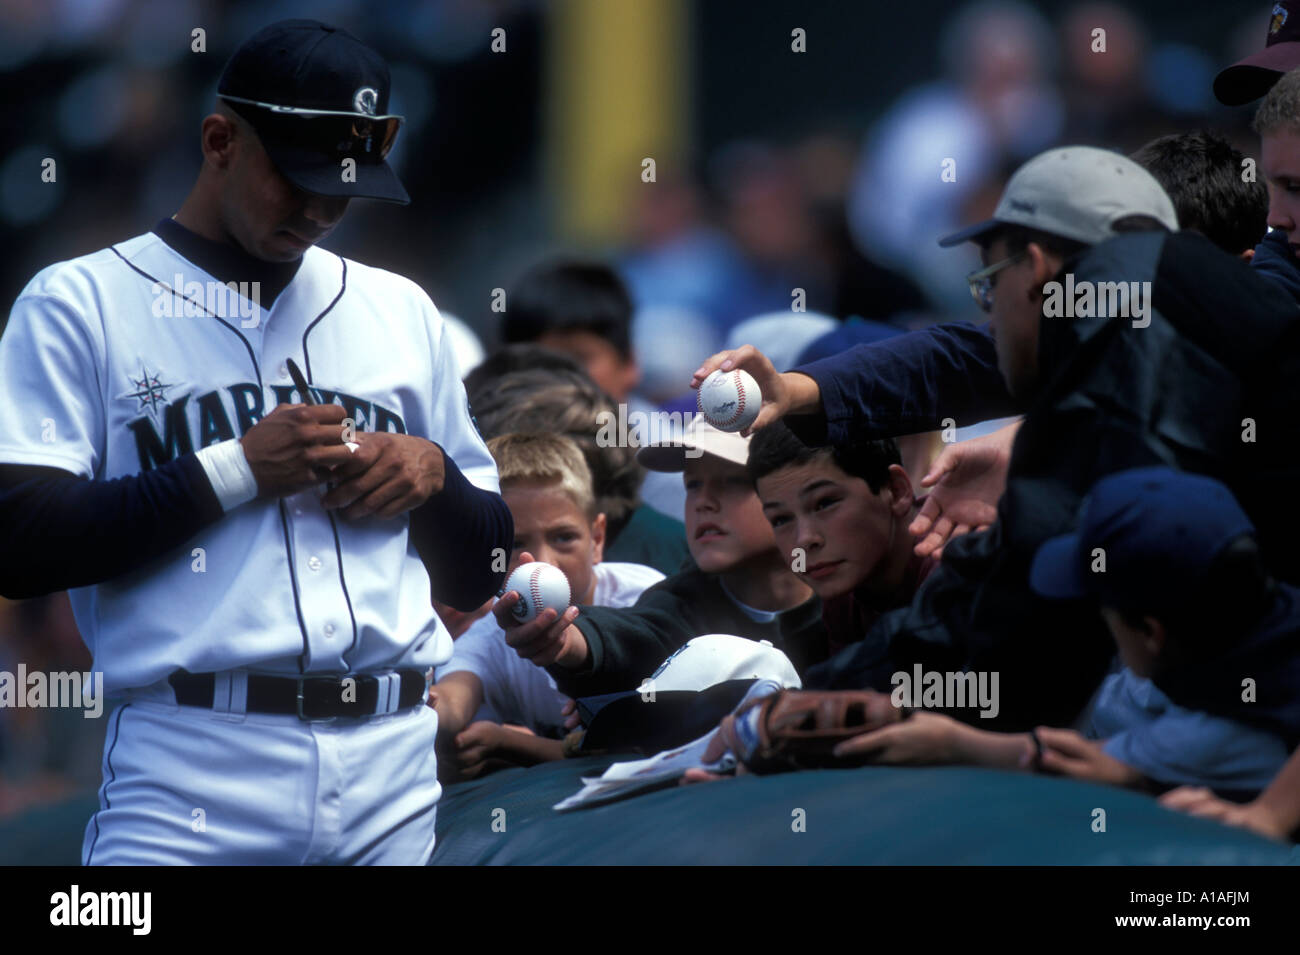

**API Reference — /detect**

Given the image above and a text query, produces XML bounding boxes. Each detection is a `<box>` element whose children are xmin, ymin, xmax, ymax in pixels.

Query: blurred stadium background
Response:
<box><xmin>0</xmin><ymin>0</ymin><xmax>1273</xmax><ymax>818</ymax></box>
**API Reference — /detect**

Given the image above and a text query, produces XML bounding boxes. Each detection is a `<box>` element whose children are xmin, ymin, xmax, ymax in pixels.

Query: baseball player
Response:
<box><xmin>0</xmin><ymin>19</ymin><xmax>511</xmax><ymax>864</ymax></box>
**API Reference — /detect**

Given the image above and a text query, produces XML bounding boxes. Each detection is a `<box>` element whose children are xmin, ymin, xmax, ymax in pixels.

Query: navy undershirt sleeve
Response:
<box><xmin>407</xmin><ymin>443</ymin><xmax>513</xmax><ymax>612</ymax></box>
<box><xmin>784</xmin><ymin>321</ymin><xmax>1020</xmax><ymax>446</ymax></box>
<box><xmin>0</xmin><ymin>457</ymin><xmax>223</xmax><ymax>599</ymax></box>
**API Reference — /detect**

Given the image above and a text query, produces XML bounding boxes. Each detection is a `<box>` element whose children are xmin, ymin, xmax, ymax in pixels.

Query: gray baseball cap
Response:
<box><xmin>938</xmin><ymin>146</ymin><xmax>1178</xmax><ymax>248</ymax></box>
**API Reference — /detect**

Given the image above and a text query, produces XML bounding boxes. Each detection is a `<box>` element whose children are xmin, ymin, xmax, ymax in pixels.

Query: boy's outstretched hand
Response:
<box><xmin>910</xmin><ymin>419</ymin><xmax>1020</xmax><ymax>559</ymax></box>
<box><xmin>830</xmin><ymin>710</ymin><xmax>962</xmax><ymax>764</ymax></box>
<box><xmin>1159</xmin><ymin>786</ymin><xmax>1291</xmax><ymax>841</ymax></box>
<box><xmin>1032</xmin><ymin>727</ymin><xmax>1142</xmax><ymax>787</ymax></box>
<box><xmin>494</xmin><ymin>551</ymin><xmax>587</xmax><ymax>669</ymax></box>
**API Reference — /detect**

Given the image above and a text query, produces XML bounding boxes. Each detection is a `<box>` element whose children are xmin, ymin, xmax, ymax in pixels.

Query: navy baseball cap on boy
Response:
<box><xmin>217</xmin><ymin>19</ymin><xmax>409</xmax><ymax>204</ymax></box>
<box><xmin>1030</xmin><ymin>467</ymin><xmax>1256</xmax><ymax>613</ymax></box>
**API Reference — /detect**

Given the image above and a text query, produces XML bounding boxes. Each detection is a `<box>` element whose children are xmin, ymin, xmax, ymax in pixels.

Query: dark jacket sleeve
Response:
<box><xmin>550</xmin><ymin>569</ymin><xmax>828</xmax><ymax>698</ymax></box>
<box><xmin>805</xmin><ymin>232</ymin><xmax>1278</xmax><ymax>732</ymax></box>
<box><xmin>549</xmin><ymin>582</ymin><xmax>708</xmax><ymax>698</ymax></box>
<box><xmin>0</xmin><ymin>457</ymin><xmax>224</xmax><ymax>599</ymax></box>
<box><xmin>784</xmin><ymin>321</ymin><xmax>1020</xmax><ymax>445</ymax></box>
<box><xmin>408</xmin><ymin>443</ymin><xmax>513</xmax><ymax>612</ymax></box>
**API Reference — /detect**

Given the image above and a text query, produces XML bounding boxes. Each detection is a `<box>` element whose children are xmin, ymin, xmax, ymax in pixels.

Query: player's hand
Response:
<box><xmin>320</xmin><ymin>432</ymin><xmax>445</xmax><ymax>519</ymax></box>
<box><xmin>434</xmin><ymin>597</ymin><xmax>493</xmax><ymax>639</ymax></box>
<box><xmin>240</xmin><ymin>403</ymin><xmax>356</xmax><ymax>499</ymax></box>
<box><xmin>1158</xmin><ymin>787</ymin><xmax>1290</xmax><ymax>841</ymax></box>
<box><xmin>909</xmin><ymin>420</ymin><xmax>1020</xmax><ymax>559</ymax></box>
<box><xmin>690</xmin><ymin>345</ymin><xmax>819</xmax><ymax>436</ymax></box>
<box><xmin>493</xmin><ymin>551</ymin><xmax>588</xmax><ymax>669</ymax></box>
<box><xmin>1031</xmin><ymin>727</ymin><xmax>1141</xmax><ymax>787</ymax></box>
<box><xmin>830</xmin><ymin>710</ymin><xmax>960</xmax><ymax>764</ymax></box>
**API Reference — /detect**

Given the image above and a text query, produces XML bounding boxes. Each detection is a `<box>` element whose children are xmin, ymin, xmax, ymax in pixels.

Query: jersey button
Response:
<box><xmin>324</xmin><ymin>624</ymin><xmax>336</xmax><ymax>637</ymax></box>
<box><xmin>307</xmin><ymin>556</ymin><xmax>322</xmax><ymax>571</ymax></box>
<box><xmin>294</xmin><ymin>507</ymin><xmax>304</xmax><ymax>517</ymax></box>
<box><xmin>279</xmin><ymin>363</ymin><xmax>289</xmax><ymax>379</ymax></box>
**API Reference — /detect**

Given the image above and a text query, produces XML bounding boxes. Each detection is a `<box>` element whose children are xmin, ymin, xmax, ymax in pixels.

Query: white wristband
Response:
<box><xmin>195</xmin><ymin>438</ymin><xmax>260</xmax><ymax>512</ymax></box>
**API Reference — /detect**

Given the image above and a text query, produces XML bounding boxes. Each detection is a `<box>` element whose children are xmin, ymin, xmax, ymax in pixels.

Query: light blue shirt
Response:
<box><xmin>1087</xmin><ymin>668</ymin><xmax>1290</xmax><ymax>793</ymax></box>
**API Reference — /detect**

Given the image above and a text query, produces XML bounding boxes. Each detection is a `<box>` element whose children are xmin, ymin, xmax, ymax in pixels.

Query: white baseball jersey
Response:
<box><xmin>0</xmin><ymin>230</ymin><xmax>498</xmax><ymax>693</ymax></box>
<box><xmin>437</xmin><ymin>561</ymin><xmax>665</xmax><ymax>733</ymax></box>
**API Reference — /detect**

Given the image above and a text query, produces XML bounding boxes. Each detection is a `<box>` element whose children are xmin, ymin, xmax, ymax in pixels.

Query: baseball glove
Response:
<box><xmin>729</xmin><ymin>689</ymin><xmax>905</xmax><ymax>774</ymax></box>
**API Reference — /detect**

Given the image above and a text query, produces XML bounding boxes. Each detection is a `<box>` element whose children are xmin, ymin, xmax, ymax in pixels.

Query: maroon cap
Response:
<box><xmin>1215</xmin><ymin>2</ymin><xmax>1300</xmax><ymax>105</ymax></box>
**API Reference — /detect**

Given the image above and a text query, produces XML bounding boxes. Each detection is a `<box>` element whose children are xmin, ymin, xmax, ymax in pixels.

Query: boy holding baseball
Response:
<box><xmin>496</xmin><ymin>416</ymin><xmax>824</xmax><ymax>698</ymax></box>
<box><xmin>430</xmin><ymin>432</ymin><xmax>663</xmax><ymax>779</ymax></box>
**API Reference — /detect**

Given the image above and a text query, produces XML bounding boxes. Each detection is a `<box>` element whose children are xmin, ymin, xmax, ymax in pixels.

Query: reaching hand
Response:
<box><xmin>909</xmin><ymin>420</ymin><xmax>1020</xmax><ymax>559</ymax></box>
<box><xmin>493</xmin><ymin>551</ymin><xmax>587</xmax><ymax>669</ymax></box>
<box><xmin>830</xmin><ymin>711</ymin><xmax>961</xmax><ymax>764</ymax></box>
<box><xmin>690</xmin><ymin>345</ymin><xmax>819</xmax><ymax>436</ymax></box>
<box><xmin>1032</xmin><ymin>727</ymin><xmax>1141</xmax><ymax>787</ymax></box>
<box><xmin>1159</xmin><ymin>787</ymin><xmax>1291</xmax><ymax>841</ymax></box>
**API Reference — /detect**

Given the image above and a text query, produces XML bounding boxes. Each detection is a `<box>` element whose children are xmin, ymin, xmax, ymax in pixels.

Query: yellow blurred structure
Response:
<box><xmin>547</xmin><ymin>0</ymin><xmax>688</xmax><ymax>243</ymax></box>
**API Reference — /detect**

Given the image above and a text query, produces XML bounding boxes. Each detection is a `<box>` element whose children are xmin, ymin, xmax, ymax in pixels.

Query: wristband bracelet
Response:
<box><xmin>1029</xmin><ymin>728</ymin><xmax>1045</xmax><ymax>772</ymax></box>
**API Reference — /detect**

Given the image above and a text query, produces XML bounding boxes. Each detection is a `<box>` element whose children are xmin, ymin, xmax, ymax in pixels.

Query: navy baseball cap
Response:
<box><xmin>1214</xmin><ymin>2</ymin><xmax>1300</xmax><ymax>106</ymax></box>
<box><xmin>1030</xmin><ymin>468</ymin><xmax>1256</xmax><ymax>613</ymax></box>
<box><xmin>217</xmin><ymin>19</ymin><xmax>409</xmax><ymax>204</ymax></box>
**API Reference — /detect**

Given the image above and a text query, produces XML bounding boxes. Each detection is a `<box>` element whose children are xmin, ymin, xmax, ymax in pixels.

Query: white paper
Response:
<box><xmin>552</xmin><ymin>678</ymin><xmax>782</xmax><ymax>811</ymax></box>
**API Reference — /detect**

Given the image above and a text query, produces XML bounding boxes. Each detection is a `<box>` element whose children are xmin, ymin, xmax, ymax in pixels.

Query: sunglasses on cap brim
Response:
<box><xmin>219</xmin><ymin>94</ymin><xmax>404</xmax><ymax>161</ymax></box>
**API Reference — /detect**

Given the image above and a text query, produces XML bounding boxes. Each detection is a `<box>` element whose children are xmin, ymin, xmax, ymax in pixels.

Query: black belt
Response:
<box><xmin>168</xmin><ymin>669</ymin><xmax>428</xmax><ymax>721</ymax></box>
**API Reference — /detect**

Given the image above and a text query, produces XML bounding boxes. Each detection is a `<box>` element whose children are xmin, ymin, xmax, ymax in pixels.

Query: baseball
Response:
<box><xmin>697</xmin><ymin>368</ymin><xmax>761</xmax><ymax>432</ymax></box>
<box><xmin>505</xmin><ymin>561</ymin><xmax>572</xmax><ymax>623</ymax></box>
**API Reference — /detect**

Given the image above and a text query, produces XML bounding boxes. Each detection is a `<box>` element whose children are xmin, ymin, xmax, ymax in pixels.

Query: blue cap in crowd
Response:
<box><xmin>1030</xmin><ymin>467</ymin><xmax>1256</xmax><ymax>612</ymax></box>
<box><xmin>795</xmin><ymin>316</ymin><xmax>904</xmax><ymax>365</ymax></box>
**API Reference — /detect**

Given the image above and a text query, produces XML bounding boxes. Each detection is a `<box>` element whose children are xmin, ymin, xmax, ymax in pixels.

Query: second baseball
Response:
<box><xmin>505</xmin><ymin>561</ymin><xmax>571</xmax><ymax>623</ymax></box>
<box><xmin>697</xmin><ymin>368</ymin><xmax>761</xmax><ymax>432</ymax></box>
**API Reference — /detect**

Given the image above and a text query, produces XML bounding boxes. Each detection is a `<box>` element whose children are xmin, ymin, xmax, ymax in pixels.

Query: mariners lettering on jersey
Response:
<box><xmin>124</xmin><ymin>373</ymin><xmax>407</xmax><ymax>471</ymax></box>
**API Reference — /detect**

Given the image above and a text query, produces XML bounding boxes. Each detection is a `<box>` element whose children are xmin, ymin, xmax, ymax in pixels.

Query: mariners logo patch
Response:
<box><xmin>353</xmin><ymin>86</ymin><xmax>379</xmax><ymax>115</ymax></box>
<box><xmin>118</xmin><ymin>364</ymin><xmax>175</xmax><ymax>421</ymax></box>
<box><xmin>1273</xmin><ymin>3</ymin><xmax>1289</xmax><ymax>35</ymax></box>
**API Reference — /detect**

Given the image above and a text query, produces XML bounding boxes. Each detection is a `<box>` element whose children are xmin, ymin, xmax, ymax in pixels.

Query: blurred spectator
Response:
<box><xmin>496</xmin><ymin>261</ymin><xmax>688</xmax><ymax>521</ymax></box>
<box><xmin>1059</xmin><ymin>3</ymin><xmax>1160</xmax><ymax>147</ymax></box>
<box><xmin>848</xmin><ymin>0</ymin><xmax>1064</xmax><ymax>313</ymax></box>
<box><xmin>502</xmin><ymin>259</ymin><xmax>640</xmax><ymax>402</ymax></box>
<box><xmin>617</xmin><ymin>165</ymin><xmax>754</xmax><ymax>347</ymax></box>
<box><xmin>0</xmin><ymin>594</ymin><xmax>104</xmax><ymax>819</ymax></box>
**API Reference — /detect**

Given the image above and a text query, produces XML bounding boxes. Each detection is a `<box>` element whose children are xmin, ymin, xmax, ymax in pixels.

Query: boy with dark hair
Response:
<box><xmin>747</xmin><ymin>422</ymin><xmax>936</xmax><ymax>658</ymax></box>
<box><xmin>502</xmin><ymin>260</ymin><xmax>640</xmax><ymax>403</ymax></box>
<box><xmin>1129</xmin><ymin>131</ymin><xmax>1268</xmax><ymax>258</ymax></box>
